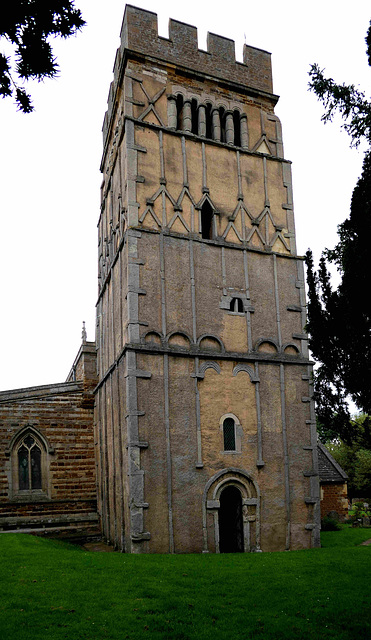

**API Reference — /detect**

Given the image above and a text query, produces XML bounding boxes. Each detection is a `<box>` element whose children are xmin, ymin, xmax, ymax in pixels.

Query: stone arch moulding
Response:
<box><xmin>6</xmin><ymin>425</ymin><xmax>54</xmax><ymax>456</ymax></box>
<box><xmin>282</xmin><ymin>342</ymin><xmax>300</xmax><ymax>355</ymax></box>
<box><xmin>166</xmin><ymin>331</ymin><xmax>193</xmax><ymax>350</ymax></box>
<box><xmin>197</xmin><ymin>360</ymin><xmax>221</xmax><ymax>379</ymax></box>
<box><xmin>254</xmin><ymin>337</ymin><xmax>279</xmax><ymax>353</ymax></box>
<box><xmin>142</xmin><ymin>330</ymin><xmax>164</xmax><ymax>346</ymax></box>
<box><xmin>197</xmin><ymin>334</ymin><xmax>225</xmax><ymax>353</ymax></box>
<box><xmin>232</xmin><ymin>363</ymin><xmax>259</xmax><ymax>383</ymax></box>
<box><xmin>202</xmin><ymin>468</ymin><xmax>261</xmax><ymax>554</ymax></box>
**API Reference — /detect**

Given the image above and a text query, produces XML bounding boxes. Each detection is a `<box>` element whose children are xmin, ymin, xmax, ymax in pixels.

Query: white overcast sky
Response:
<box><xmin>0</xmin><ymin>1</ymin><xmax>369</xmax><ymax>391</ymax></box>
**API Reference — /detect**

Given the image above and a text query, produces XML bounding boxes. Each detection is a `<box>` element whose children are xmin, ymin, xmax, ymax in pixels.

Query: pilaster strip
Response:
<box><xmin>189</xmin><ymin>240</ymin><xmax>197</xmax><ymax>343</ymax></box>
<box><xmin>159</xmin><ymin>130</ymin><xmax>167</xmax><ymax>226</ymax></box>
<box><xmin>280</xmin><ymin>363</ymin><xmax>291</xmax><ymax>550</ymax></box>
<box><xmin>127</xmin><ymin>234</ymin><xmax>140</xmax><ymax>343</ymax></box>
<box><xmin>254</xmin><ymin>362</ymin><xmax>264</xmax><ymax>466</ymax></box>
<box><xmin>125</xmin><ymin>350</ymin><xmax>146</xmax><ymax>552</ymax></box>
<box><xmin>263</xmin><ymin>156</ymin><xmax>270</xmax><ymax>207</ymax></box>
<box><xmin>202</xmin><ymin>141</ymin><xmax>207</xmax><ymax>190</ymax></box>
<box><xmin>164</xmin><ymin>353</ymin><xmax>175</xmax><ymax>552</ymax></box>
<box><xmin>160</xmin><ymin>232</ymin><xmax>167</xmax><ymax>336</ymax></box>
<box><xmin>273</xmin><ymin>254</ymin><xmax>282</xmax><ymax>349</ymax></box>
<box><xmin>124</xmin><ymin>75</ymin><xmax>133</xmax><ymax>117</ymax></box>
<box><xmin>97</xmin><ymin>386</ymin><xmax>105</xmax><ymax>542</ymax></box>
<box><xmin>221</xmin><ymin>246</ymin><xmax>227</xmax><ymax>295</ymax></box>
<box><xmin>109</xmin><ymin>373</ymin><xmax>118</xmax><ymax>546</ymax></box>
<box><xmin>243</xmin><ymin>249</ymin><xmax>253</xmax><ymax>351</ymax></box>
<box><xmin>116</xmin><ymin>364</ymin><xmax>126</xmax><ymax>551</ymax></box>
<box><xmin>103</xmin><ymin>381</ymin><xmax>110</xmax><ymax>543</ymax></box>
<box><xmin>194</xmin><ymin>360</ymin><xmax>203</xmax><ymax>467</ymax></box>
<box><xmin>181</xmin><ymin>135</ymin><xmax>188</xmax><ymax>185</ymax></box>
<box><xmin>119</xmin><ymin>246</ymin><xmax>123</xmax><ymax>351</ymax></box>
<box><xmin>125</xmin><ymin>119</ymin><xmax>139</xmax><ymax>228</ymax></box>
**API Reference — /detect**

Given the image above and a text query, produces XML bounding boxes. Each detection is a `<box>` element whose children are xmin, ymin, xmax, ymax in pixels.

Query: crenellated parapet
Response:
<box><xmin>102</xmin><ymin>5</ymin><xmax>275</xmax><ymax>150</ymax></box>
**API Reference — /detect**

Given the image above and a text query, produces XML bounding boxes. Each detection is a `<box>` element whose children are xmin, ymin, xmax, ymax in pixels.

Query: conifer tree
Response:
<box><xmin>306</xmin><ymin>21</ymin><xmax>371</xmax><ymax>448</ymax></box>
<box><xmin>0</xmin><ymin>1</ymin><xmax>85</xmax><ymax>112</ymax></box>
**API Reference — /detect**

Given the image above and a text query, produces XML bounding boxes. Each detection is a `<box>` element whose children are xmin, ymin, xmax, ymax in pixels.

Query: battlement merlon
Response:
<box><xmin>102</xmin><ymin>6</ymin><xmax>277</xmax><ymax>157</ymax></box>
<box><xmin>119</xmin><ymin>5</ymin><xmax>273</xmax><ymax>93</ymax></box>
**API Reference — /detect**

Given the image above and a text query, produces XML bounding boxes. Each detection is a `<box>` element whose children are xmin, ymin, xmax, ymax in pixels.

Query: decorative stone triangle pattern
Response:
<box><xmin>139</xmin><ymin>183</ymin><xmax>290</xmax><ymax>252</ymax></box>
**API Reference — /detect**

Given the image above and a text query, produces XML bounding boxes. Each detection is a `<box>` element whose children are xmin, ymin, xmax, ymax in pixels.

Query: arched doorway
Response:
<box><xmin>219</xmin><ymin>485</ymin><xmax>244</xmax><ymax>553</ymax></box>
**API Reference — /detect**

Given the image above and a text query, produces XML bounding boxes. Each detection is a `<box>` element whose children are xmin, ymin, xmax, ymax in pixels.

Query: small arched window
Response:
<box><xmin>205</xmin><ymin>103</ymin><xmax>213</xmax><ymax>139</ymax></box>
<box><xmin>191</xmin><ymin>98</ymin><xmax>198</xmax><ymax>135</ymax></box>
<box><xmin>233</xmin><ymin>110</ymin><xmax>241</xmax><ymax>147</ymax></box>
<box><xmin>201</xmin><ymin>200</ymin><xmax>214</xmax><ymax>239</ymax></box>
<box><xmin>219</xmin><ymin>107</ymin><xmax>226</xmax><ymax>143</ymax></box>
<box><xmin>219</xmin><ymin>413</ymin><xmax>242</xmax><ymax>453</ymax></box>
<box><xmin>223</xmin><ymin>418</ymin><xmax>236</xmax><ymax>451</ymax></box>
<box><xmin>176</xmin><ymin>94</ymin><xmax>184</xmax><ymax>130</ymax></box>
<box><xmin>229</xmin><ymin>297</ymin><xmax>244</xmax><ymax>313</ymax></box>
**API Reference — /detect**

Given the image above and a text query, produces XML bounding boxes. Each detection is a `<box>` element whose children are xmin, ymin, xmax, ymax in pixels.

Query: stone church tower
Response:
<box><xmin>95</xmin><ymin>5</ymin><xmax>320</xmax><ymax>553</ymax></box>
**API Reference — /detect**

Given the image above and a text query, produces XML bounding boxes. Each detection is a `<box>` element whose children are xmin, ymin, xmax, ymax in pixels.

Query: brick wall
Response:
<box><xmin>0</xmin><ymin>342</ymin><xmax>98</xmax><ymax>528</ymax></box>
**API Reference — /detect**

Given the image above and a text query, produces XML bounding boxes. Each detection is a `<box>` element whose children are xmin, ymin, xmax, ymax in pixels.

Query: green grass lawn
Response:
<box><xmin>0</xmin><ymin>527</ymin><xmax>370</xmax><ymax>640</ymax></box>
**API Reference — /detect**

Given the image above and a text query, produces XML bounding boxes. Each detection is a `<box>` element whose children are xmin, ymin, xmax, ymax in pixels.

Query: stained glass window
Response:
<box><xmin>18</xmin><ymin>445</ymin><xmax>29</xmax><ymax>490</ymax></box>
<box><xmin>17</xmin><ymin>434</ymin><xmax>42</xmax><ymax>490</ymax></box>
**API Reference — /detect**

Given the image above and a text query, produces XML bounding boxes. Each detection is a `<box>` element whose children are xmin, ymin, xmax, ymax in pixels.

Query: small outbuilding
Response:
<box><xmin>318</xmin><ymin>442</ymin><xmax>348</xmax><ymax>521</ymax></box>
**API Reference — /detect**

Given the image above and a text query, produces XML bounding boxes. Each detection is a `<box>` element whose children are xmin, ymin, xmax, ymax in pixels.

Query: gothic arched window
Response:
<box><xmin>9</xmin><ymin>427</ymin><xmax>52</xmax><ymax>500</ymax></box>
<box><xmin>18</xmin><ymin>434</ymin><xmax>42</xmax><ymax>490</ymax></box>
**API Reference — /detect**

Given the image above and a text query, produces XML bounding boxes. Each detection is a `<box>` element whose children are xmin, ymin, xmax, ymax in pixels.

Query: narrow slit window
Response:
<box><xmin>191</xmin><ymin>98</ymin><xmax>198</xmax><ymax>135</ymax></box>
<box><xmin>201</xmin><ymin>201</ymin><xmax>213</xmax><ymax>239</ymax></box>
<box><xmin>219</xmin><ymin>107</ymin><xmax>226</xmax><ymax>143</ymax></box>
<box><xmin>230</xmin><ymin>297</ymin><xmax>244</xmax><ymax>313</ymax></box>
<box><xmin>205</xmin><ymin>103</ymin><xmax>213</xmax><ymax>139</ymax></box>
<box><xmin>233</xmin><ymin>110</ymin><xmax>241</xmax><ymax>146</ymax></box>
<box><xmin>176</xmin><ymin>94</ymin><xmax>184</xmax><ymax>130</ymax></box>
<box><xmin>223</xmin><ymin>418</ymin><xmax>236</xmax><ymax>451</ymax></box>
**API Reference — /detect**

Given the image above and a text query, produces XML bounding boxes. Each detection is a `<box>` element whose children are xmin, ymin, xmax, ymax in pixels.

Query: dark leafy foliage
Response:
<box><xmin>0</xmin><ymin>1</ymin><xmax>85</xmax><ymax>112</ymax></box>
<box><xmin>306</xmin><ymin>21</ymin><xmax>371</xmax><ymax>444</ymax></box>
<box><xmin>308</xmin><ymin>21</ymin><xmax>371</xmax><ymax>147</ymax></box>
<box><xmin>306</xmin><ymin>153</ymin><xmax>371</xmax><ymax>446</ymax></box>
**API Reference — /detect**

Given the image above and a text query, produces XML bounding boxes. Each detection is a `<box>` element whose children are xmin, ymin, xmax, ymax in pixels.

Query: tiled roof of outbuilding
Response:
<box><xmin>317</xmin><ymin>442</ymin><xmax>348</xmax><ymax>483</ymax></box>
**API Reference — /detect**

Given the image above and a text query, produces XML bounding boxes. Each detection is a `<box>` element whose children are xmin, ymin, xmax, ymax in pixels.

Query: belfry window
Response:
<box><xmin>219</xmin><ymin>107</ymin><xmax>226</xmax><ymax>143</ymax></box>
<box><xmin>201</xmin><ymin>200</ymin><xmax>214</xmax><ymax>239</ymax></box>
<box><xmin>230</xmin><ymin>297</ymin><xmax>244</xmax><ymax>313</ymax></box>
<box><xmin>223</xmin><ymin>418</ymin><xmax>236</xmax><ymax>451</ymax></box>
<box><xmin>176</xmin><ymin>94</ymin><xmax>184</xmax><ymax>130</ymax></box>
<box><xmin>233</xmin><ymin>110</ymin><xmax>241</xmax><ymax>147</ymax></box>
<box><xmin>191</xmin><ymin>98</ymin><xmax>198</xmax><ymax>135</ymax></box>
<box><xmin>205</xmin><ymin>103</ymin><xmax>213</xmax><ymax>138</ymax></box>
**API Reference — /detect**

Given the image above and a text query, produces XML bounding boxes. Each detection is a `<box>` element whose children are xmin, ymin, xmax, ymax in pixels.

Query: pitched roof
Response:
<box><xmin>317</xmin><ymin>442</ymin><xmax>348</xmax><ymax>483</ymax></box>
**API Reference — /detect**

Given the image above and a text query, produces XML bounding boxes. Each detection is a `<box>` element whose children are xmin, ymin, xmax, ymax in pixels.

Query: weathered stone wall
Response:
<box><xmin>95</xmin><ymin>6</ymin><xmax>320</xmax><ymax>553</ymax></box>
